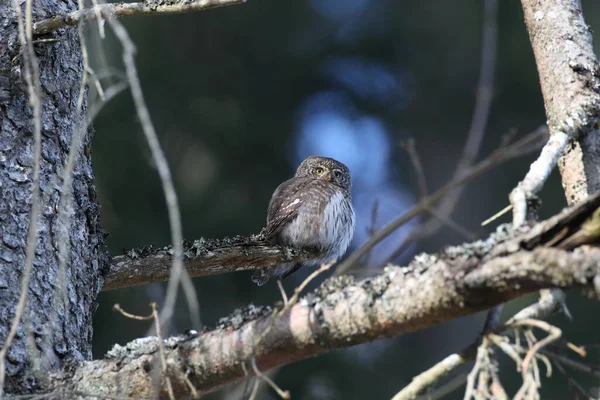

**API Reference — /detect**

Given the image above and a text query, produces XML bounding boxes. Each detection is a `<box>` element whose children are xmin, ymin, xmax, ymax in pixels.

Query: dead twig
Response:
<box><xmin>114</xmin><ymin>303</ymin><xmax>176</xmax><ymax>400</ymax></box>
<box><xmin>32</xmin><ymin>0</ymin><xmax>246</xmax><ymax>35</ymax></box>
<box><xmin>401</xmin><ymin>139</ymin><xmax>428</xmax><ymax>199</ymax></box>
<box><xmin>391</xmin><ymin>273</ymin><xmax>569</xmax><ymax>400</ymax></box>
<box><xmin>249</xmin><ymin>358</ymin><xmax>289</xmax><ymax>400</ymax></box>
<box><xmin>554</xmin><ymin>361</ymin><xmax>597</xmax><ymax>400</ymax></box>
<box><xmin>335</xmin><ymin>125</ymin><xmax>546</xmax><ymax>276</ymax></box>
<box><xmin>106</xmin><ymin>13</ymin><xmax>201</xmax><ymax>331</ymax></box>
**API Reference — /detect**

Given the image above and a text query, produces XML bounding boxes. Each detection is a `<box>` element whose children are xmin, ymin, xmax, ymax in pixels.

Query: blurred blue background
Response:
<box><xmin>89</xmin><ymin>0</ymin><xmax>600</xmax><ymax>398</ymax></box>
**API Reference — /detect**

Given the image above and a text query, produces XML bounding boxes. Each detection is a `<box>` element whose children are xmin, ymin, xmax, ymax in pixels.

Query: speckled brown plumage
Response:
<box><xmin>252</xmin><ymin>156</ymin><xmax>355</xmax><ymax>285</ymax></box>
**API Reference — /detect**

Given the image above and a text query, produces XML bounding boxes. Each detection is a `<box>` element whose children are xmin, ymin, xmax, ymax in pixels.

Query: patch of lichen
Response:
<box><xmin>215</xmin><ymin>304</ymin><xmax>273</xmax><ymax>330</ymax></box>
<box><xmin>442</xmin><ymin>223</ymin><xmax>524</xmax><ymax>261</ymax></box>
<box><xmin>124</xmin><ymin>244</ymin><xmax>159</xmax><ymax>259</ymax></box>
<box><xmin>122</xmin><ymin>229</ymin><xmax>268</xmax><ymax>260</ymax></box>
<box><xmin>105</xmin><ymin>336</ymin><xmax>159</xmax><ymax>360</ymax></box>
<box><xmin>184</xmin><ymin>230</ymin><xmax>268</xmax><ymax>258</ymax></box>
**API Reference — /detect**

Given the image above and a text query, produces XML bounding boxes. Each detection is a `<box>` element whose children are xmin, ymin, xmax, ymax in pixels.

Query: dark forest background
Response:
<box><xmin>89</xmin><ymin>1</ymin><xmax>600</xmax><ymax>398</ymax></box>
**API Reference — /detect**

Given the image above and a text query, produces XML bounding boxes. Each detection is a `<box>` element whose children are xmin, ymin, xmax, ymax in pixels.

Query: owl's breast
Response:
<box><xmin>280</xmin><ymin>188</ymin><xmax>355</xmax><ymax>261</ymax></box>
<box><xmin>319</xmin><ymin>190</ymin><xmax>355</xmax><ymax>257</ymax></box>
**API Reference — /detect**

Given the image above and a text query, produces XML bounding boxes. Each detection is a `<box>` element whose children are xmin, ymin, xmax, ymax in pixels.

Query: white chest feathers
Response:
<box><xmin>281</xmin><ymin>190</ymin><xmax>355</xmax><ymax>263</ymax></box>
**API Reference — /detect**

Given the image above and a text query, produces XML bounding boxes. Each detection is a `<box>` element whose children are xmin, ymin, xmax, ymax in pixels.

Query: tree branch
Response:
<box><xmin>51</xmin><ymin>194</ymin><xmax>600</xmax><ymax>397</ymax></box>
<box><xmin>103</xmin><ymin>233</ymin><xmax>319</xmax><ymax>291</ymax></box>
<box><xmin>32</xmin><ymin>0</ymin><xmax>245</xmax><ymax>36</ymax></box>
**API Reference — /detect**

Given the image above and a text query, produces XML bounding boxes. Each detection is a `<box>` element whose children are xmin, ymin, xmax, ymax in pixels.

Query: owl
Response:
<box><xmin>251</xmin><ymin>156</ymin><xmax>356</xmax><ymax>286</ymax></box>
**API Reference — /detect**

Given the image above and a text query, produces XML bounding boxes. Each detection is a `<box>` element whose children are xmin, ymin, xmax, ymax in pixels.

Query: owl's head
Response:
<box><xmin>295</xmin><ymin>156</ymin><xmax>352</xmax><ymax>190</ymax></box>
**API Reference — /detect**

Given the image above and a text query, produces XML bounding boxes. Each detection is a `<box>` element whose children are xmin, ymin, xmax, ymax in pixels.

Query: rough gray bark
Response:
<box><xmin>0</xmin><ymin>1</ymin><xmax>106</xmax><ymax>394</ymax></box>
<box><xmin>47</xmin><ymin>194</ymin><xmax>600</xmax><ymax>398</ymax></box>
<box><xmin>521</xmin><ymin>0</ymin><xmax>600</xmax><ymax>204</ymax></box>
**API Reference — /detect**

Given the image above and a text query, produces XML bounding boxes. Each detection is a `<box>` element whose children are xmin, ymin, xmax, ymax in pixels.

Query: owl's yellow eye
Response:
<box><xmin>314</xmin><ymin>167</ymin><xmax>324</xmax><ymax>174</ymax></box>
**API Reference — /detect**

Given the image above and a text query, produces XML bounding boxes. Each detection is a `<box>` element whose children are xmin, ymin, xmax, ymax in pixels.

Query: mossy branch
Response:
<box><xmin>103</xmin><ymin>231</ymin><xmax>320</xmax><ymax>291</ymax></box>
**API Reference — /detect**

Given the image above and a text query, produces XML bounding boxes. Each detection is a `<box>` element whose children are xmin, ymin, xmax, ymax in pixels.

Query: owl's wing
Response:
<box><xmin>265</xmin><ymin>177</ymin><xmax>311</xmax><ymax>242</ymax></box>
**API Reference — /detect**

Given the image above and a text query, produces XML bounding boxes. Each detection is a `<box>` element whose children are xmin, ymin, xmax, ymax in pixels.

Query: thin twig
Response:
<box><xmin>247</xmin><ymin>379</ymin><xmax>261</xmax><ymax>400</ymax></box>
<box><xmin>335</xmin><ymin>126</ymin><xmax>546</xmax><ymax>276</ymax></box>
<box><xmin>543</xmin><ymin>350</ymin><xmax>600</xmax><ymax>379</ymax></box>
<box><xmin>397</xmin><ymin>0</ymin><xmax>499</xmax><ymax>262</ymax></box>
<box><xmin>90</xmin><ymin>0</ymin><xmax>106</xmax><ymax>38</ymax></box>
<box><xmin>87</xmin><ymin>81</ymin><xmax>128</xmax><ymax>122</ymax></box>
<box><xmin>106</xmin><ymin>14</ymin><xmax>201</xmax><ymax>330</ymax></box>
<box><xmin>250</xmin><ymin>358</ymin><xmax>290</xmax><ymax>400</ymax></box>
<box><xmin>151</xmin><ymin>303</ymin><xmax>176</xmax><ymax>400</ymax></box>
<box><xmin>402</xmin><ymin>139</ymin><xmax>428</xmax><ymax>198</ymax></box>
<box><xmin>414</xmin><ymin>372</ymin><xmax>469</xmax><ymax>400</ymax></box>
<box><xmin>392</xmin><ymin>347</ymin><xmax>477</xmax><ymax>400</ymax></box>
<box><xmin>554</xmin><ymin>361</ymin><xmax>597</xmax><ymax>400</ymax></box>
<box><xmin>392</xmin><ymin>270</ymin><xmax>567</xmax><ymax>400</ymax></box>
<box><xmin>510</xmin><ymin>131</ymin><xmax>569</xmax><ymax>227</ymax></box>
<box><xmin>488</xmin><ymin>334</ymin><xmax>522</xmax><ymax>369</ymax></box>
<box><xmin>32</xmin><ymin>0</ymin><xmax>246</xmax><ymax>35</ymax></box>
<box><xmin>481</xmin><ymin>204</ymin><xmax>512</xmax><ymax>227</ymax></box>
<box><xmin>44</xmin><ymin>0</ymin><xmax>93</xmax><ymax>378</ymax></box>
<box><xmin>427</xmin><ymin>207</ymin><xmax>475</xmax><ymax>240</ymax></box>
<box><xmin>113</xmin><ymin>304</ymin><xmax>175</xmax><ymax>400</ymax></box>
<box><xmin>438</xmin><ymin>0</ymin><xmax>498</xmax><ymax>216</ymax></box>
<box><xmin>463</xmin><ymin>342</ymin><xmax>489</xmax><ymax>400</ymax></box>
<box><xmin>365</xmin><ymin>198</ymin><xmax>380</xmax><ymax>266</ymax></box>
<box><xmin>511</xmin><ymin>319</ymin><xmax>562</xmax><ymax>400</ymax></box>
<box><xmin>113</xmin><ymin>304</ymin><xmax>154</xmax><ymax>320</ymax></box>
<box><xmin>276</xmin><ymin>280</ymin><xmax>288</xmax><ymax>306</ymax></box>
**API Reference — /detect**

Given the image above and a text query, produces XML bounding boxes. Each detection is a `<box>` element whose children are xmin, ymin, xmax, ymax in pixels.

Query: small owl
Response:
<box><xmin>252</xmin><ymin>156</ymin><xmax>355</xmax><ymax>286</ymax></box>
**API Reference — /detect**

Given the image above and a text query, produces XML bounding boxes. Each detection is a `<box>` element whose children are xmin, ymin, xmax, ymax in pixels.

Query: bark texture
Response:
<box><xmin>0</xmin><ymin>1</ymin><xmax>106</xmax><ymax>393</ymax></box>
<box><xmin>521</xmin><ymin>0</ymin><xmax>600</xmax><ymax>204</ymax></box>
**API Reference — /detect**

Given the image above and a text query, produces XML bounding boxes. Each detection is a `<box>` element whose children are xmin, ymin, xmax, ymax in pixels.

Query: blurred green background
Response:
<box><xmin>89</xmin><ymin>0</ymin><xmax>600</xmax><ymax>398</ymax></box>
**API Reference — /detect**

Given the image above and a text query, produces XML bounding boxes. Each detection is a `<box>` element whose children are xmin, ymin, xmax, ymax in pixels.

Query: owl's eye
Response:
<box><xmin>314</xmin><ymin>167</ymin><xmax>324</xmax><ymax>174</ymax></box>
<box><xmin>333</xmin><ymin>170</ymin><xmax>342</xmax><ymax>179</ymax></box>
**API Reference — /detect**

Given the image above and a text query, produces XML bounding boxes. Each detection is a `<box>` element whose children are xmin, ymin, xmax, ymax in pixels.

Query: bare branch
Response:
<box><xmin>387</xmin><ymin>0</ymin><xmax>499</xmax><ymax>273</ymax></box>
<box><xmin>32</xmin><ymin>0</ymin><xmax>245</xmax><ymax>36</ymax></box>
<box><xmin>106</xmin><ymin>14</ymin><xmax>200</xmax><ymax>329</ymax></box>
<box><xmin>103</xmin><ymin>234</ymin><xmax>319</xmax><ymax>291</ymax></box>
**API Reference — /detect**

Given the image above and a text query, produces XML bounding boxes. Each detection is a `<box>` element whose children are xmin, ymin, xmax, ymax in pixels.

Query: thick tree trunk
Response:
<box><xmin>0</xmin><ymin>1</ymin><xmax>105</xmax><ymax>394</ymax></box>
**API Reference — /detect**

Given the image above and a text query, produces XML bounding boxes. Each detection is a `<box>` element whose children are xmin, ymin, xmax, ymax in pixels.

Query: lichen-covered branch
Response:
<box><xmin>103</xmin><ymin>232</ymin><xmax>319</xmax><ymax>291</ymax></box>
<box><xmin>32</xmin><ymin>0</ymin><xmax>245</xmax><ymax>36</ymax></box>
<box><xmin>48</xmin><ymin>195</ymin><xmax>600</xmax><ymax>398</ymax></box>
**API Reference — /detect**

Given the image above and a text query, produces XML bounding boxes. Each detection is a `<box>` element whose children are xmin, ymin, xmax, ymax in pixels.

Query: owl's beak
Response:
<box><xmin>324</xmin><ymin>172</ymin><xmax>333</xmax><ymax>182</ymax></box>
